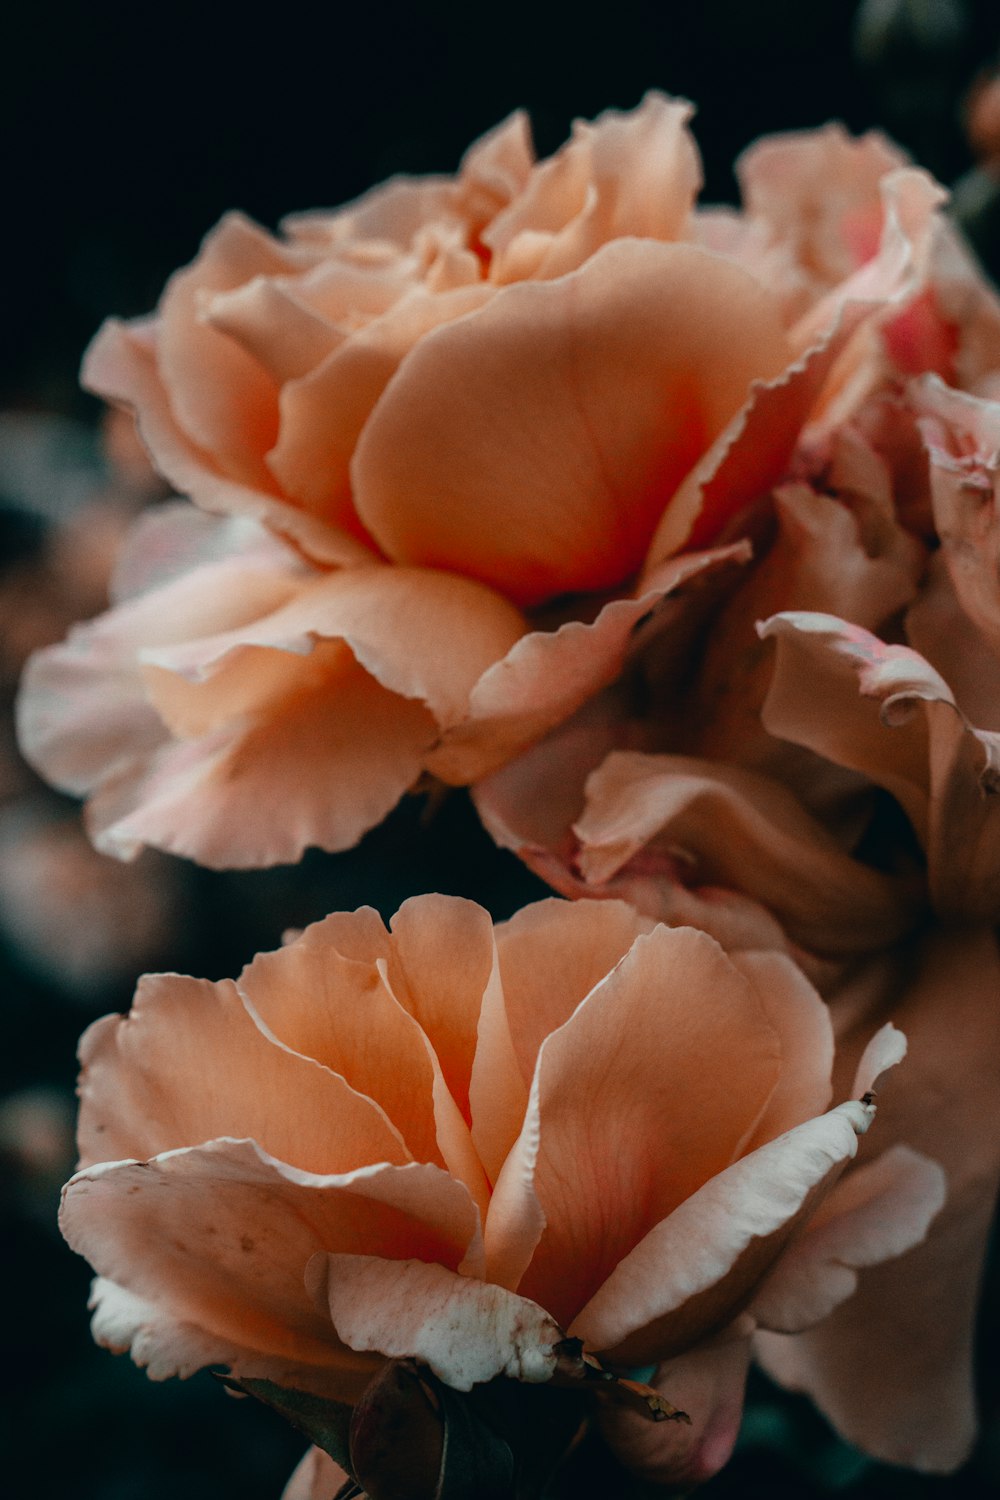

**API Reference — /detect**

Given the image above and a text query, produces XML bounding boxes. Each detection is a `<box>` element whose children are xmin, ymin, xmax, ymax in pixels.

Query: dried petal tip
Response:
<box><xmin>554</xmin><ymin>1342</ymin><xmax>690</xmax><ymax>1425</ymax></box>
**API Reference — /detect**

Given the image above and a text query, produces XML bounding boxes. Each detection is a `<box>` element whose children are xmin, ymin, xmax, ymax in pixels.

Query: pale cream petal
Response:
<box><xmin>310</xmin><ymin>1254</ymin><xmax>563</xmax><ymax>1391</ymax></box>
<box><xmin>748</xmin><ymin>1145</ymin><xmax>946</xmax><ymax>1332</ymax></box>
<box><xmin>570</xmin><ymin>1100</ymin><xmax>875</xmax><ymax>1365</ymax></box>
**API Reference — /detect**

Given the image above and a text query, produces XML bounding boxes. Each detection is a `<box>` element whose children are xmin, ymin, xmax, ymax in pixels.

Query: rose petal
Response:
<box><xmin>82</xmin><ymin>319</ymin><xmax>370</xmax><ymax>566</ymax></box>
<box><xmin>748</xmin><ymin>1144</ymin><xmax>945</xmax><ymax>1332</ymax></box>
<box><xmin>570</xmin><ymin>1099</ymin><xmax>876</xmax><ymax>1365</ymax></box>
<box><xmin>76</xmin><ymin>971</ymin><xmax>408</xmax><ymax>1174</ymax></box>
<box><xmin>508</xmin><ymin>926</ymin><xmax>785</xmax><ymax>1326</ymax></box>
<box><xmin>282</xmin><ymin>1447</ymin><xmax>350</xmax><ymax>1500</ymax></box>
<box><xmin>758</xmin><ymin>611</ymin><xmax>1000</xmax><ymax>919</ymax></box>
<box><xmin>600</xmin><ymin>1330</ymin><xmax>751</xmax><ymax>1488</ymax></box>
<box><xmin>431</xmin><ymin>544</ymin><xmax>750</xmax><ymax>783</ymax></box>
<box><xmin>756</xmin><ymin>926</ymin><xmax>1000</xmax><ymax>1472</ymax></box>
<box><xmin>572</xmin><ymin>751</ymin><xmax>917</xmax><ymax>956</ymax></box>
<box><xmin>353</xmin><ymin>239</ymin><xmax>791</xmax><ymax>605</ymax></box>
<box><xmin>63</xmin><ymin>1140</ymin><xmax>479</xmax><ymax>1394</ymax></box>
<box><xmin>309</xmin><ymin>1254</ymin><xmax>563</xmax><ymax>1391</ymax></box>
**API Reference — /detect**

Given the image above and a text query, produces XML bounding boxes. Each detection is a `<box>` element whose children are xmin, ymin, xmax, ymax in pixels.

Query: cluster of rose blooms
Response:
<box><xmin>18</xmin><ymin>95</ymin><xmax>1000</xmax><ymax>1494</ymax></box>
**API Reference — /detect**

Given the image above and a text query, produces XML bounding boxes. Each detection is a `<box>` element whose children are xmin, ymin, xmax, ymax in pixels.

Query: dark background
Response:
<box><xmin>3</xmin><ymin>2</ymin><xmax>1000</xmax><ymax>1496</ymax></box>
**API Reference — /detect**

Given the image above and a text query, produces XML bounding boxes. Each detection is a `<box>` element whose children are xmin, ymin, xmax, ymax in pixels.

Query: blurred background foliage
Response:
<box><xmin>3</xmin><ymin>1</ymin><xmax>1000</xmax><ymax>1495</ymax></box>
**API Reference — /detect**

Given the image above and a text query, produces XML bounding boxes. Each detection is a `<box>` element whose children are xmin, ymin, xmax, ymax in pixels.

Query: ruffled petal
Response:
<box><xmin>430</xmin><ymin>544</ymin><xmax>749</xmax><ymax>783</ymax></box>
<box><xmin>309</xmin><ymin>1254</ymin><xmax>563</xmax><ymax>1391</ymax></box>
<box><xmin>759</xmin><ymin>611</ymin><xmax>1000</xmax><ymax>919</ymax></box>
<box><xmin>571</xmin><ymin>751</ymin><xmax>917</xmax><ymax>957</ymax></box>
<box><xmin>63</xmin><ymin>1141</ymin><xmax>479</xmax><ymax>1394</ymax></box>
<box><xmin>353</xmin><ymin>239</ymin><xmax>791</xmax><ymax>605</ymax></box>
<box><xmin>82</xmin><ymin>318</ymin><xmax>369</xmax><ymax>566</ymax></box>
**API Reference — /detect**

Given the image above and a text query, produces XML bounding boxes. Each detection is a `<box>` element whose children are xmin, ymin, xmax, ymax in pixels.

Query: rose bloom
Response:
<box><xmin>60</xmin><ymin>894</ymin><xmax>940</xmax><ymax>1489</ymax></box>
<box><xmin>18</xmin><ymin>98</ymin><xmax>997</xmax><ymax>866</ymax></box>
<box><xmin>474</xmin><ymin>368</ymin><xmax>1000</xmax><ymax>1470</ymax></box>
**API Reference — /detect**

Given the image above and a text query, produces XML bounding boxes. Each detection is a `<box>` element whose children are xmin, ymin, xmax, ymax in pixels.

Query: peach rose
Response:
<box><xmin>475</xmin><ymin>373</ymin><xmax>1000</xmax><ymax>1470</ymax></box>
<box><xmin>60</xmin><ymin>893</ymin><xmax>941</xmax><ymax>1489</ymax></box>
<box><xmin>19</xmin><ymin>103</ymin><xmax>985</xmax><ymax>867</ymax></box>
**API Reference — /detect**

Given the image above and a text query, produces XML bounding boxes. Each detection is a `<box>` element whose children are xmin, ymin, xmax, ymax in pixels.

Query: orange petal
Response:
<box><xmin>353</xmin><ymin>239</ymin><xmax>791</xmax><ymax>605</ymax></box>
<box><xmin>63</xmin><ymin>1141</ymin><xmax>479</xmax><ymax>1394</ymax></box>
<box><xmin>513</xmin><ymin>926</ymin><xmax>783</xmax><ymax>1326</ymax></box>
<box><xmin>76</xmin><ymin>971</ymin><xmax>408</xmax><ymax>1174</ymax></box>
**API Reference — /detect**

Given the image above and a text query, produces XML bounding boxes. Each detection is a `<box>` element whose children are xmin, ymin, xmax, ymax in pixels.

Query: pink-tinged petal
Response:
<box><xmin>513</xmin><ymin>926</ymin><xmax>783</xmax><ymax>1326</ymax></box>
<box><xmin>738</xmin><ymin>125</ymin><xmax>908</xmax><ymax>289</ymax></box>
<box><xmin>600</xmin><ymin>1330</ymin><xmax>751</xmax><ymax>1487</ymax></box>
<box><xmin>572</xmin><ymin>751</ymin><xmax>917</xmax><ymax>957</ymax></box>
<box><xmin>268</xmin><ymin>284</ymin><xmax>492</xmax><ymax>530</ymax></box>
<box><xmin>76</xmin><ymin>971</ymin><xmax>408</xmax><ymax>1174</ymax></box>
<box><xmin>570</xmin><ymin>1098</ymin><xmax>875</xmax><ymax>1366</ymax></box>
<box><xmin>431</xmin><ymin>544</ymin><xmax>751</xmax><ymax>784</ymax></box>
<box><xmin>758</xmin><ymin>611</ymin><xmax>1000</xmax><ymax>920</ymax></box>
<box><xmin>485</xmin><ymin>93</ymin><xmax>701</xmax><ymax>282</ymax></box>
<box><xmin>108</xmin><ymin>502</ymin><xmax>302</xmax><ymax>607</ymax></box>
<box><xmin>282</xmin><ymin>1447</ymin><xmax>350</xmax><ymax>1500</ymax></box>
<box><xmin>82</xmin><ymin>319</ymin><xmax>370</xmax><ymax>566</ymax></box>
<box><xmin>788</xmin><ymin>169</ymin><xmax>944</xmax><ymax>357</ymax></box>
<box><xmin>237</xmin><ymin>937</ymin><xmax>441</xmax><ymax>1170</ymax></box>
<box><xmin>63</xmin><ymin>1141</ymin><xmax>479</xmax><ymax>1395</ymax></box>
<box><xmin>353</xmin><ymin>240</ymin><xmax>791</xmax><ymax>606</ymax></box>
<box><xmin>387</xmin><ymin>895</ymin><xmax>497</xmax><ymax>1122</ymax></box>
<box><xmin>157</xmin><ymin>213</ymin><xmax>311</xmax><ymax>485</ymax></box>
<box><xmin>914</xmin><ymin>374</ymin><xmax>1000</xmax><ymax>656</ymax></box>
<box><xmin>757</xmin><ymin>927</ymin><xmax>1000</xmax><ymax>1472</ymax></box>
<box><xmin>644</xmin><ymin>171</ymin><xmax>944</xmax><ymax>568</ymax></box>
<box><xmin>749</xmin><ymin>1144</ymin><xmax>945</xmax><ymax>1332</ymax></box>
<box><xmin>310</xmin><ymin>1255</ymin><xmax>563</xmax><ymax>1390</ymax></box>
<box><xmin>86</xmin><ymin>656</ymin><xmax>437</xmax><ymax>867</ymax></box>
